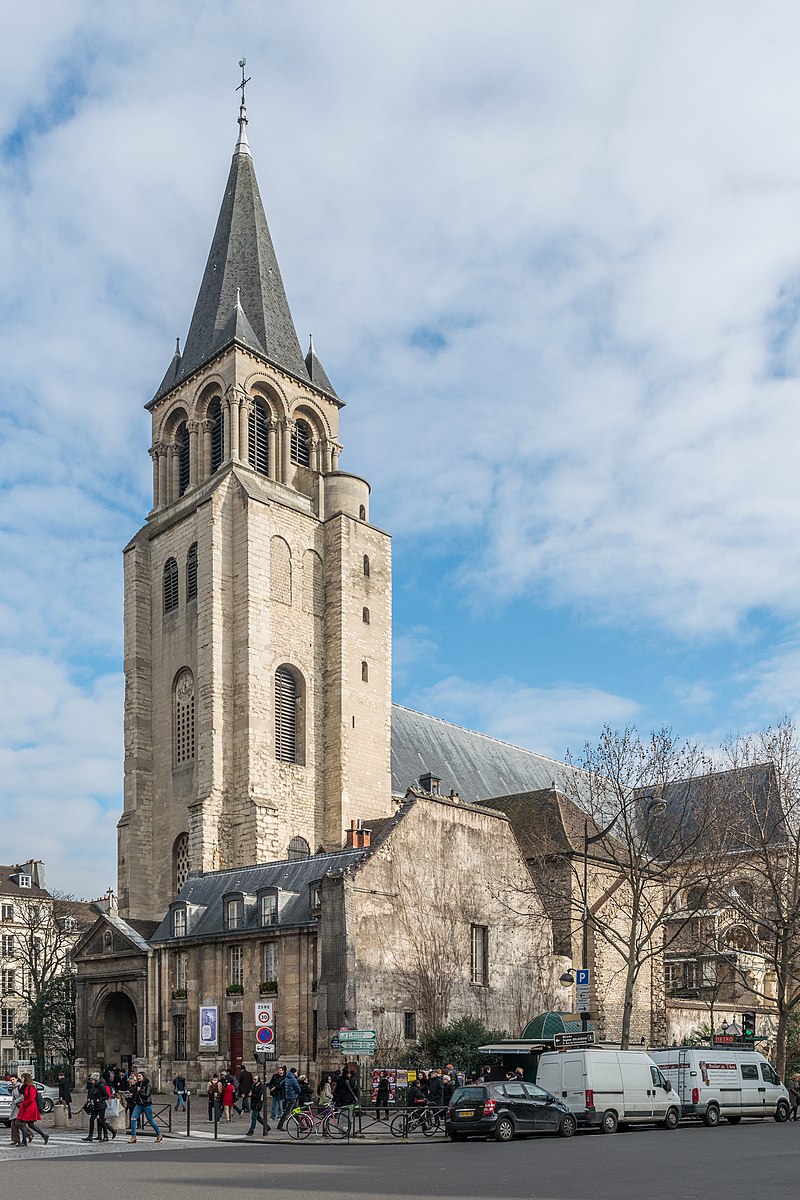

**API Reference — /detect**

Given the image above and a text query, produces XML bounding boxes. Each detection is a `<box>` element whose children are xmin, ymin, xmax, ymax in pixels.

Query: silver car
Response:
<box><xmin>0</xmin><ymin>1084</ymin><xmax>13</xmax><ymax>1126</ymax></box>
<box><xmin>33</xmin><ymin>1081</ymin><xmax>58</xmax><ymax>1114</ymax></box>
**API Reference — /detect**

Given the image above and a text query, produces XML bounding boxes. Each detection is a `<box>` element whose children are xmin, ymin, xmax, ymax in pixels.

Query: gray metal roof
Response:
<box><xmin>105</xmin><ymin>912</ymin><xmax>154</xmax><ymax>954</ymax></box>
<box><xmin>305</xmin><ymin>336</ymin><xmax>338</xmax><ymax>399</ymax></box>
<box><xmin>153</xmin><ymin>136</ymin><xmax>309</xmax><ymax>402</ymax></box>
<box><xmin>151</xmin><ymin>848</ymin><xmax>367</xmax><ymax>943</ymax></box>
<box><xmin>390</xmin><ymin>705</ymin><xmax>582</xmax><ymax>805</ymax></box>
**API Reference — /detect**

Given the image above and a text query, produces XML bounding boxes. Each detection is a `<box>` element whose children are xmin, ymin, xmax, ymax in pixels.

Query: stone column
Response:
<box><xmin>149</xmin><ymin>447</ymin><xmax>160</xmax><ymax>509</ymax></box>
<box><xmin>322</xmin><ymin>440</ymin><xmax>333</xmax><ymax>474</ymax></box>
<box><xmin>222</xmin><ymin>402</ymin><xmax>231</xmax><ymax>464</ymax></box>
<box><xmin>187</xmin><ymin>420</ymin><xmax>200</xmax><ymax>488</ymax></box>
<box><xmin>200</xmin><ymin>419</ymin><xmax>213</xmax><ymax>480</ymax></box>
<box><xmin>157</xmin><ymin>444</ymin><xmax>169</xmax><ymax>509</ymax></box>
<box><xmin>170</xmin><ymin>444</ymin><xmax>181</xmax><ymax>503</ymax></box>
<box><xmin>331</xmin><ymin>443</ymin><xmax>342</xmax><ymax>471</ymax></box>
<box><xmin>267</xmin><ymin>420</ymin><xmax>278</xmax><ymax>481</ymax></box>
<box><xmin>281</xmin><ymin>419</ymin><xmax>294</xmax><ymax>484</ymax></box>
<box><xmin>310</xmin><ymin>437</ymin><xmax>320</xmax><ymax>473</ymax></box>
<box><xmin>227</xmin><ymin>390</ymin><xmax>241</xmax><ymax>462</ymax></box>
<box><xmin>239</xmin><ymin>395</ymin><xmax>252</xmax><ymax>467</ymax></box>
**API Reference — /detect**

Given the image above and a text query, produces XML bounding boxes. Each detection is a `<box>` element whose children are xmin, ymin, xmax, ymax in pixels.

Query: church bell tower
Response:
<box><xmin>118</xmin><ymin>90</ymin><xmax>392</xmax><ymax>922</ymax></box>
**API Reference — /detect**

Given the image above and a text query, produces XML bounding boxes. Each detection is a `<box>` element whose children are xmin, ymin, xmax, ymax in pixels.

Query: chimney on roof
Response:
<box><xmin>448</xmin><ymin>788</ymin><xmax>461</xmax><ymax>804</ymax></box>
<box><xmin>25</xmin><ymin>860</ymin><xmax>45</xmax><ymax>889</ymax></box>
<box><xmin>344</xmin><ymin>819</ymin><xmax>372</xmax><ymax>850</ymax></box>
<box><xmin>419</xmin><ymin>773</ymin><xmax>441</xmax><ymax>796</ymax></box>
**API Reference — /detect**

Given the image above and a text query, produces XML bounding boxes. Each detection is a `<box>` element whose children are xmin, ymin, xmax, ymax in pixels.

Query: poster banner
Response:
<box><xmin>199</xmin><ymin>1005</ymin><xmax>218</xmax><ymax>1049</ymax></box>
<box><xmin>370</xmin><ymin>1067</ymin><xmax>398</xmax><ymax>1105</ymax></box>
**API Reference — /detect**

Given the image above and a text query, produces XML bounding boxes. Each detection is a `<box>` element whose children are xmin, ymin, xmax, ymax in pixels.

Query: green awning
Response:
<box><xmin>521</xmin><ymin>1011</ymin><xmax>595</xmax><ymax>1040</ymax></box>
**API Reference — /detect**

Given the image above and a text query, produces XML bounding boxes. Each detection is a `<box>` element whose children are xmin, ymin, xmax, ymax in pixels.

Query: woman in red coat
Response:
<box><xmin>19</xmin><ymin>1073</ymin><xmax>49</xmax><ymax>1145</ymax></box>
<box><xmin>221</xmin><ymin>1078</ymin><xmax>235</xmax><ymax>1122</ymax></box>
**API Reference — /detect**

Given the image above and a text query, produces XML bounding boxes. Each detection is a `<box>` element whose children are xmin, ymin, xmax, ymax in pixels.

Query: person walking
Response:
<box><xmin>221</xmin><ymin>1076</ymin><xmax>235</xmax><ymax>1122</ymax></box>
<box><xmin>268</xmin><ymin>1066</ymin><xmax>285</xmax><ymax>1123</ymax></box>
<box><xmin>57</xmin><ymin>1071</ymin><xmax>73</xmax><ymax>1119</ymax></box>
<box><xmin>442</xmin><ymin>1074</ymin><xmax>455</xmax><ymax>1108</ymax></box>
<box><xmin>245</xmin><ymin>1074</ymin><xmax>270</xmax><ymax>1136</ymax></box>
<box><xmin>375</xmin><ymin>1070</ymin><xmax>391</xmax><ymax>1121</ymax></box>
<box><xmin>83</xmin><ymin>1072</ymin><xmax>115</xmax><ymax>1142</ymax></box>
<box><xmin>172</xmin><ymin>1072</ymin><xmax>187</xmax><ymax>1112</ymax></box>
<box><xmin>277</xmin><ymin>1067</ymin><xmax>300</xmax><ymax>1130</ymax></box>
<box><xmin>238</xmin><ymin>1063</ymin><xmax>253</xmax><ymax>1114</ymax></box>
<box><xmin>789</xmin><ymin>1074</ymin><xmax>800</xmax><ymax>1121</ymax></box>
<box><xmin>207</xmin><ymin>1075</ymin><xmax>222</xmax><ymax>1122</ymax></box>
<box><xmin>318</xmin><ymin>1074</ymin><xmax>334</xmax><ymax>1132</ymax></box>
<box><xmin>18</xmin><ymin>1073</ymin><xmax>49</xmax><ymax>1146</ymax></box>
<box><xmin>10</xmin><ymin>1076</ymin><xmax>30</xmax><ymax>1147</ymax></box>
<box><xmin>427</xmin><ymin>1070</ymin><xmax>443</xmax><ymax>1109</ymax></box>
<box><xmin>128</xmin><ymin>1071</ymin><xmax>162</xmax><ymax>1144</ymax></box>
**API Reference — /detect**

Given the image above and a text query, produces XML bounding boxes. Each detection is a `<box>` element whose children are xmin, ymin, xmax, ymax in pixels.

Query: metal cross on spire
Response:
<box><xmin>237</xmin><ymin>57</ymin><xmax>251</xmax><ymax>133</ymax></box>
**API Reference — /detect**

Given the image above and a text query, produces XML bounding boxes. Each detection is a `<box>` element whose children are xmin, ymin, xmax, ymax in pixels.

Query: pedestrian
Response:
<box><xmin>427</xmin><ymin>1070</ymin><xmax>443</xmax><ymax>1108</ymax></box>
<box><xmin>128</xmin><ymin>1071</ymin><xmax>162</xmax><ymax>1144</ymax></box>
<box><xmin>268</xmin><ymin>1066</ymin><xmax>285</xmax><ymax>1122</ymax></box>
<box><xmin>333</xmin><ymin>1068</ymin><xmax>362</xmax><ymax>1136</ymax></box>
<box><xmin>10</xmin><ymin>1076</ymin><xmax>30</xmax><ymax>1147</ymax></box>
<box><xmin>238</xmin><ymin>1063</ymin><xmax>253</xmax><ymax>1114</ymax></box>
<box><xmin>789</xmin><ymin>1075</ymin><xmax>800</xmax><ymax>1121</ymax></box>
<box><xmin>407</xmin><ymin>1076</ymin><xmax>426</xmax><ymax>1109</ymax></box>
<box><xmin>222</xmin><ymin>1076</ymin><xmax>235</xmax><ymax>1121</ymax></box>
<box><xmin>172</xmin><ymin>1072</ymin><xmax>187</xmax><ymax>1112</ymax></box>
<box><xmin>245</xmin><ymin>1074</ymin><xmax>271</xmax><ymax>1135</ymax></box>
<box><xmin>277</xmin><ymin>1067</ymin><xmax>301</xmax><ymax>1130</ymax></box>
<box><xmin>441</xmin><ymin>1074</ymin><xmax>455</xmax><ymax>1107</ymax></box>
<box><xmin>318</xmin><ymin>1074</ymin><xmax>334</xmax><ymax>1112</ymax></box>
<box><xmin>375</xmin><ymin>1070</ymin><xmax>391</xmax><ymax>1120</ymax></box>
<box><xmin>18</xmin><ymin>1072</ymin><xmax>49</xmax><ymax>1146</ymax></box>
<box><xmin>83</xmin><ymin>1072</ymin><xmax>115</xmax><ymax>1143</ymax></box>
<box><xmin>56</xmin><ymin>1071</ymin><xmax>73</xmax><ymax>1119</ymax></box>
<box><xmin>207</xmin><ymin>1075</ymin><xmax>222</xmax><ymax>1122</ymax></box>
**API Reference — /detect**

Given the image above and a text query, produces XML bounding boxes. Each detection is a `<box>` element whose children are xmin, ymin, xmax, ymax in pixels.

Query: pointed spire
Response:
<box><xmin>305</xmin><ymin>333</ymin><xmax>339</xmax><ymax>399</ymax></box>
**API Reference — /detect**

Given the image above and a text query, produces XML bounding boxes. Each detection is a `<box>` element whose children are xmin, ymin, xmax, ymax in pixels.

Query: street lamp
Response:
<box><xmin>579</xmin><ymin>795</ymin><xmax>667</xmax><ymax>1032</ymax></box>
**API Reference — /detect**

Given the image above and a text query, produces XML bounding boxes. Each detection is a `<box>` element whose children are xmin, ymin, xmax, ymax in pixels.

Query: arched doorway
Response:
<box><xmin>102</xmin><ymin>993</ymin><xmax>138</xmax><ymax>1067</ymax></box>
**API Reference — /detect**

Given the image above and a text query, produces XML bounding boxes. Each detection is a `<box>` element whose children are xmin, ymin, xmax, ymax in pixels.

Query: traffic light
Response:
<box><xmin>742</xmin><ymin>1011</ymin><xmax>756</xmax><ymax>1040</ymax></box>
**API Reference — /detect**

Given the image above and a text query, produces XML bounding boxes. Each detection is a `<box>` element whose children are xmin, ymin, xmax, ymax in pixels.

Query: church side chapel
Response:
<box><xmin>74</xmin><ymin>80</ymin><xmax>660</xmax><ymax>1085</ymax></box>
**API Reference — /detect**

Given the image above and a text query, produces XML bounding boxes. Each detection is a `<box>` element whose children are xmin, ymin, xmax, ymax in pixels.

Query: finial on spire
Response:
<box><xmin>236</xmin><ymin>286</ymin><xmax>241</xmax><ymax>308</ymax></box>
<box><xmin>175</xmin><ymin>336</ymin><xmax>181</xmax><ymax>356</ymax></box>
<box><xmin>308</xmin><ymin>333</ymin><xmax>315</xmax><ymax>354</ymax></box>
<box><xmin>235</xmin><ymin>57</ymin><xmax>252</xmax><ymax>157</ymax></box>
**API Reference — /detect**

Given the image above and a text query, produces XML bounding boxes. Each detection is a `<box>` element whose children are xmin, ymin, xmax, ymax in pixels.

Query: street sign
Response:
<box><xmin>576</xmin><ymin>969</ymin><xmax>590</xmax><ymax>986</ymax></box>
<box><xmin>576</xmin><ymin>986</ymin><xmax>591</xmax><ymax>1014</ymax></box>
<box><xmin>256</xmin><ymin>1025</ymin><xmax>275</xmax><ymax>1045</ymax></box>
<box><xmin>553</xmin><ymin>1030</ymin><xmax>595</xmax><ymax>1049</ymax></box>
<box><xmin>255</xmin><ymin>1002</ymin><xmax>274</xmax><ymax>1027</ymax></box>
<box><xmin>339</xmin><ymin>1040</ymin><xmax>376</xmax><ymax>1055</ymax></box>
<box><xmin>713</xmin><ymin>1034</ymin><xmax>735</xmax><ymax>1043</ymax></box>
<box><xmin>339</xmin><ymin>1029</ymin><xmax>376</xmax><ymax>1042</ymax></box>
<box><xmin>330</xmin><ymin>1035</ymin><xmax>341</xmax><ymax>1051</ymax></box>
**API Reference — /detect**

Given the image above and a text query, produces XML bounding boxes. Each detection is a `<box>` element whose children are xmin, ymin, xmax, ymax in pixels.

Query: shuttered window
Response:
<box><xmin>291</xmin><ymin>419</ymin><xmax>311</xmax><ymax>467</ymax></box>
<box><xmin>209</xmin><ymin>399</ymin><xmax>223</xmax><ymax>473</ymax></box>
<box><xmin>163</xmin><ymin>558</ymin><xmax>179</xmax><ymax>613</ymax></box>
<box><xmin>275</xmin><ymin>667</ymin><xmax>298</xmax><ymax>762</ymax></box>
<box><xmin>177</xmin><ymin>423</ymin><xmax>190</xmax><ymax>495</ymax></box>
<box><xmin>186</xmin><ymin>543</ymin><xmax>198</xmax><ymax>601</ymax></box>
<box><xmin>248</xmin><ymin>399</ymin><xmax>269</xmax><ymax>475</ymax></box>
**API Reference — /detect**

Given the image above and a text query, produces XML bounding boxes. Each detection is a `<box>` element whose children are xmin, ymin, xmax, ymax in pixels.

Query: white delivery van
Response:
<box><xmin>649</xmin><ymin>1047</ymin><xmax>791</xmax><ymax>1126</ymax></box>
<box><xmin>536</xmin><ymin>1048</ymin><xmax>681</xmax><ymax>1134</ymax></box>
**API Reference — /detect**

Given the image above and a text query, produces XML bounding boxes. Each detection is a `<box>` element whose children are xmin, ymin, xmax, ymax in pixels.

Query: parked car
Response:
<box><xmin>536</xmin><ymin>1048</ymin><xmax>682</xmax><ymax>1133</ymax></box>
<box><xmin>649</xmin><ymin>1047</ymin><xmax>791</xmax><ymax>1125</ymax></box>
<box><xmin>446</xmin><ymin>1080</ymin><xmax>577</xmax><ymax>1141</ymax></box>
<box><xmin>0</xmin><ymin>1083</ymin><xmax>12</xmax><ymax>1126</ymax></box>
<box><xmin>31</xmin><ymin>1081</ymin><xmax>58</xmax><ymax>1113</ymax></box>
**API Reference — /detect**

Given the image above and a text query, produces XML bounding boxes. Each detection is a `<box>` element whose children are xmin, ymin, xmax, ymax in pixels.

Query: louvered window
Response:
<box><xmin>275</xmin><ymin>667</ymin><xmax>298</xmax><ymax>762</ymax></box>
<box><xmin>248</xmin><ymin>399</ymin><xmax>269</xmax><ymax>475</ymax></box>
<box><xmin>163</xmin><ymin>558</ymin><xmax>179</xmax><ymax>613</ymax></box>
<box><xmin>174</xmin><ymin>671</ymin><xmax>195</xmax><ymax>765</ymax></box>
<box><xmin>186</xmin><ymin>543</ymin><xmax>198</xmax><ymax>602</ymax></box>
<box><xmin>177</xmin><ymin>423</ymin><xmax>190</xmax><ymax>495</ymax></box>
<box><xmin>291</xmin><ymin>419</ymin><xmax>311</xmax><ymax>467</ymax></box>
<box><xmin>209</xmin><ymin>399</ymin><xmax>223</xmax><ymax>473</ymax></box>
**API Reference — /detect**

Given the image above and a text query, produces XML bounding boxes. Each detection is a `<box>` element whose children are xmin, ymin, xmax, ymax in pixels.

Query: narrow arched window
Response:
<box><xmin>173</xmin><ymin>833</ymin><xmax>189</xmax><ymax>896</ymax></box>
<box><xmin>248</xmin><ymin>398</ymin><xmax>269</xmax><ymax>475</ymax></box>
<box><xmin>275</xmin><ymin>667</ymin><xmax>298</xmax><ymax>762</ymax></box>
<box><xmin>209</xmin><ymin>398</ymin><xmax>223</xmax><ymax>473</ymax></box>
<box><xmin>177</xmin><ymin>422</ymin><xmax>190</xmax><ymax>496</ymax></box>
<box><xmin>362</xmin><ymin>607</ymin><xmax>370</xmax><ymax>624</ymax></box>
<box><xmin>359</xmin><ymin>505</ymin><xmax>366</xmax><ymax>520</ymax></box>
<box><xmin>288</xmin><ymin>835</ymin><xmax>311</xmax><ymax>861</ymax></box>
<box><xmin>186</xmin><ymin>543</ymin><xmax>198</xmax><ymax>602</ymax></box>
<box><xmin>174</xmin><ymin>670</ymin><xmax>195</xmax><ymax>765</ymax></box>
<box><xmin>291</xmin><ymin>418</ymin><xmax>311</xmax><ymax>467</ymax></box>
<box><xmin>363</xmin><ymin>554</ymin><xmax>370</xmax><ymax>578</ymax></box>
<box><xmin>361</xmin><ymin>661</ymin><xmax>369</xmax><ymax>682</ymax></box>
<box><xmin>163</xmin><ymin>558</ymin><xmax>179</xmax><ymax>613</ymax></box>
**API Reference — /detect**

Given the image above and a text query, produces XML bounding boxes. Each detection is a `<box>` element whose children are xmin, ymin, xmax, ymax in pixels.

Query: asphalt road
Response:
<box><xmin>2</xmin><ymin>1119</ymin><xmax>799</xmax><ymax>1199</ymax></box>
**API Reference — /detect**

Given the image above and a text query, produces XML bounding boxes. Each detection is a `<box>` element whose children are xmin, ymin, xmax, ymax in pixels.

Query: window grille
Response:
<box><xmin>275</xmin><ymin>667</ymin><xmax>298</xmax><ymax>762</ymax></box>
<box><xmin>260</xmin><ymin>891</ymin><xmax>278</xmax><ymax>927</ymax></box>
<box><xmin>248</xmin><ymin>399</ymin><xmax>269</xmax><ymax>475</ymax></box>
<box><xmin>1</xmin><ymin>1009</ymin><xmax>14</xmax><ymax>1037</ymax></box>
<box><xmin>177</xmin><ymin>423</ymin><xmax>190</xmax><ymax>495</ymax></box>
<box><xmin>173</xmin><ymin>908</ymin><xmax>186</xmax><ymax>938</ymax></box>
<box><xmin>0</xmin><ymin>906</ymin><xmax>12</xmax><ymax>923</ymax></box>
<box><xmin>291</xmin><ymin>419</ymin><xmax>312</xmax><ymax>467</ymax></box>
<box><xmin>174</xmin><ymin>1014</ymin><xmax>187</xmax><ymax>1060</ymax></box>
<box><xmin>186</xmin><ymin>544</ymin><xmax>198</xmax><ymax>602</ymax></box>
<box><xmin>288</xmin><ymin>835</ymin><xmax>311</xmax><ymax>861</ymax></box>
<box><xmin>230</xmin><ymin>945</ymin><xmax>244</xmax><ymax>986</ymax></box>
<box><xmin>163</xmin><ymin>558</ymin><xmax>179</xmax><ymax>613</ymax></box>
<box><xmin>470</xmin><ymin>924</ymin><xmax>489</xmax><ymax>986</ymax></box>
<box><xmin>363</xmin><ymin>554</ymin><xmax>370</xmax><ymax>577</ymax></box>
<box><xmin>225</xmin><ymin>897</ymin><xmax>244</xmax><ymax>931</ymax></box>
<box><xmin>174</xmin><ymin>671</ymin><xmax>195</xmax><ymax>765</ymax></box>
<box><xmin>209</xmin><ymin>399</ymin><xmax>223</xmax><ymax>473</ymax></box>
<box><xmin>403</xmin><ymin>1011</ymin><xmax>416</xmax><ymax>1040</ymax></box>
<box><xmin>262</xmin><ymin>941</ymin><xmax>278</xmax><ymax>983</ymax></box>
<box><xmin>173</xmin><ymin>833</ymin><xmax>190</xmax><ymax>895</ymax></box>
<box><xmin>1</xmin><ymin>935</ymin><xmax>13</xmax><ymax>955</ymax></box>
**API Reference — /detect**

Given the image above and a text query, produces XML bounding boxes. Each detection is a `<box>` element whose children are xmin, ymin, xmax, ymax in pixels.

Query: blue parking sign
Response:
<box><xmin>576</xmin><ymin>969</ymin><xmax>590</xmax><ymax>986</ymax></box>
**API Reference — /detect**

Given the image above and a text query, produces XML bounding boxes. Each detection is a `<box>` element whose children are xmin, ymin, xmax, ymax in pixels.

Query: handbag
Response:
<box><xmin>106</xmin><ymin>1098</ymin><xmax>121</xmax><ymax>1117</ymax></box>
<box><xmin>83</xmin><ymin>1101</ymin><xmax>93</xmax><ymax>1114</ymax></box>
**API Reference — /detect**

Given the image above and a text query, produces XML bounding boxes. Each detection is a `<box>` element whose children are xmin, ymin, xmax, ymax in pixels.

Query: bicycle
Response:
<box><xmin>283</xmin><ymin>1103</ymin><xmax>348</xmax><ymax>1140</ymax></box>
<box><xmin>389</xmin><ymin>1105</ymin><xmax>441</xmax><ymax>1138</ymax></box>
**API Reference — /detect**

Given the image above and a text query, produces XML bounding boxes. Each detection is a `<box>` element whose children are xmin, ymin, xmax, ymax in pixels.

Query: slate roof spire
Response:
<box><xmin>152</xmin><ymin>74</ymin><xmax>311</xmax><ymax>402</ymax></box>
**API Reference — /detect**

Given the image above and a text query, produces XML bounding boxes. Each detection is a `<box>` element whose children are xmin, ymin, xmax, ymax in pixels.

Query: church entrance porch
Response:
<box><xmin>103</xmin><ymin>992</ymin><xmax>138</xmax><ymax>1065</ymax></box>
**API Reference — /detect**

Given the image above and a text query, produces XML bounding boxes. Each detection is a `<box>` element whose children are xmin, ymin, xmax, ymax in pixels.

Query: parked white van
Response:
<box><xmin>536</xmin><ymin>1048</ymin><xmax>682</xmax><ymax>1133</ymax></box>
<box><xmin>649</xmin><ymin>1047</ymin><xmax>790</xmax><ymax>1126</ymax></box>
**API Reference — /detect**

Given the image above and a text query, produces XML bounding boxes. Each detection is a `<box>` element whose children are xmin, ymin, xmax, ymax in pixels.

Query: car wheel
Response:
<box><xmin>775</xmin><ymin>1101</ymin><xmax>790</xmax><ymax>1123</ymax></box>
<box><xmin>40</xmin><ymin>1098</ymin><xmax>54</xmax><ymax>1114</ymax></box>
<box><xmin>599</xmin><ymin>1110</ymin><xmax>618</xmax><ymax>1135</ymax></box>
<box><xmin>726</xmin><ymin>1115</ymin><xmax>742</xmax><ymax>1125</ymax></box>
<box><xmin>559</xmin><ymin>1113</ymin><xmax>577</xmax><ymax>1138</ymax></box>
<box><xmin>494</xmin><ymin>1116</ymin><xmax>515</xmax><ymax>1142</ymax></box>
<box><xmin>662</xmin><ymin>1107</ymin><xmax>679</xmax><ymax>1130</ymax></box>
<box><xmin>702</xmin><ymin>1105</ymin><xmax>720</xmax><ymax>1127</ymax></box>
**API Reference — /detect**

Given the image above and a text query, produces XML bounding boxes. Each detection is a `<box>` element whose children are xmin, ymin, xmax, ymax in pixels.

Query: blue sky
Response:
<box><xmin>3</xmin><ymin>1</ymin><xmax>800</xmax><ymax>893</ymax></box>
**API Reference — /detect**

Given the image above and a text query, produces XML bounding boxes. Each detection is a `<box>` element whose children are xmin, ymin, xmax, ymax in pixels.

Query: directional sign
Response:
<box><xmin>255</xmin><ymin>1002</ymin><xmax>274</xmax><ymax>1027</ymax></box>
<box><xmin>256</xmin><ymin>1025</ymin><xmax>275</xmax><ymax>1045</ymax></box>
<box><xmin>339</xmin><ymin>1029</ymin><xmax>376</xmax><ymax>1042</ymax></box>
<box><xmin>340</xmin><ymin>1041</ymin><xmax>376</xmax><ymax>1056</ymax></box>
<box><xmin>576</xmin><ymin>986</ymin><xmax>591</xmax><ymax>1014</ymax></box>
<box><xmin>553</xmin><ymin>1031</ymin><xmax>595</xmax><ymax>1049</ymax></box>
<box><xmin>576</xmin><ymin>969</ymin><xmax>590</xmax><ymax>986</ymax></box>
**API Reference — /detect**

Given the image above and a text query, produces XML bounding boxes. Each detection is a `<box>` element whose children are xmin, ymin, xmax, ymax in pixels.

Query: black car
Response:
<box><xmin>446</xmin><ymin>1081</ymin><xmax>577</xmax><ymax>1142</ymax></box>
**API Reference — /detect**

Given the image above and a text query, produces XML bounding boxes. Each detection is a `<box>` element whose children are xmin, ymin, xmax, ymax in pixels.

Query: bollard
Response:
<box><xmin>53</xmin><ymin>1104</ymin><xmax>68</xmax><ymax>1130</ymax></box>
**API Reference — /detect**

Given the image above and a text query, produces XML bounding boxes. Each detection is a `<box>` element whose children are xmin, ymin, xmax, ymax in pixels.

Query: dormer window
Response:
<box><xmin>17</xmin><ymin>875</ymin><xmax>31</xmax><ymax>889</ymax></box>
<box><xmin>259</xmin><ymin>889</ymin><xmax>278</xmax><ymax>927</ymax></box>
<box><xmin>224</xmin><ymin>895</ymin><xmax>244</xmax><ymax>931</ymax></box>
<box><xmin>173</xmin><ymin>907</ymin><xmax>187</xmax><ymax>938</ymax></box>
<box><xmin>60</xmin><ymin>916</ymin><xmax>77</xmax><ymax>933</ymax></box>
<box><xmin>309</xmin><ymin>882</ymin><xmax>322</xmax><ymax>911</ymax></box>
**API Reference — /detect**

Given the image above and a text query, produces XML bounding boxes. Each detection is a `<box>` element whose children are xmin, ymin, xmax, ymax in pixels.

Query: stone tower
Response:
<box><xmin>118</xmin><ymin>99</ymin><xmax>392</xmax><ymax>923</ymax></box>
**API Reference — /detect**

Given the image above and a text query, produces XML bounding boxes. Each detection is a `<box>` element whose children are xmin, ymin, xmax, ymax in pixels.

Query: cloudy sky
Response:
<box><xmin>3</xmin><ymin>1</ymin><xmax>800</xmax><ymax>894</ymax></box>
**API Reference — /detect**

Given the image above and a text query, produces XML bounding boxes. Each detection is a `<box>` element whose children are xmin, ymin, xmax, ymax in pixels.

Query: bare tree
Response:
<box><xmin>392</xmin><ymin>873</ymin><xmax>464</xmax><ymax>1033</ymax></box>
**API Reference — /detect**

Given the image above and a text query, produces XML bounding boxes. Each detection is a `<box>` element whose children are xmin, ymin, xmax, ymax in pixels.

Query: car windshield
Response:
<box><xmin>451</xmin><ymin>1087</ymin><xmax>486</xmax><ymax>1103</ymax></box>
